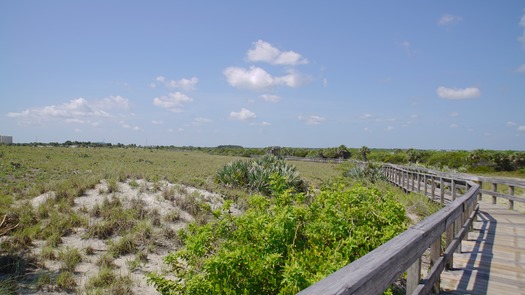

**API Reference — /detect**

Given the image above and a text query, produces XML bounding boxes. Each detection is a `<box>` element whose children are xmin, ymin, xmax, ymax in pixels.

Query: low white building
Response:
<box><xmin>0</xmin><ymin>135</ymin><xmax>13</xmax><ymax>144</ymax></box>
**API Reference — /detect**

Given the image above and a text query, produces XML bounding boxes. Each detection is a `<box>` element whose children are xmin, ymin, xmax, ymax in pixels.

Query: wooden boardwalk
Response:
<box><xmin>440</xmin><ymin>202</ymin><xmax>525</xmax><ymax>295</ymax></box>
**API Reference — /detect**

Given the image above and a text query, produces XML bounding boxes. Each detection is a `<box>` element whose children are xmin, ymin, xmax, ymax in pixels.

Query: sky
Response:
<box><xmin>1</xmin><ymin>1</ymin><xmax>524</xmax><ymax>150</ymax></box>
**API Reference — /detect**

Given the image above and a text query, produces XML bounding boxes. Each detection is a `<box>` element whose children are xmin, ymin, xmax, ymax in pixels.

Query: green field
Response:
<box><xmin>0</xmin><ymin>146</ymin><xmax>352</xmax><ymax>294</ymax></box>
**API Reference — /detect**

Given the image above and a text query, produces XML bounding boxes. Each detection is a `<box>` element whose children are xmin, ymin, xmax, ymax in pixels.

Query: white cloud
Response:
<box><xmin>230</xmin><ymin>108</ymin><xmax>256</xmax><ymax>121</ymax></box>
<box><xmin>192</xmin><ymin>117</ymin><xmax>212</xmax><ymax>126</ymax></box>
<box><xmin>98</xmin><ymin>95</ymin><xmax>130</xmax><ymax>110</ymax></box>
<box><xmin>223</xmin><ymin>66</ymin><xmax>310</xmax><ymax>90</ymax></box>
<box><xmin>360</xmin><ymin>113</ymin><xmax>373</xmax><ymax>119</ymax></box>
<box><xmin>517</xmin><ymin>64</ymin><xmax>525</xmax><ymax>73</ymax></box>
<box><xmin>246</xmin><ymin>40</ymin><xmax>308</xmax><ymax>65</ymax></box>
<box><xmin>437</xmin><ymin>86</ymin><xmax>481</xmax><ymax>100</ymax></box>
<box><xmin>386</xmin><ymin>126</ymin><xmax>394</xmax><ymax>131</ymax></box>
<box><xmin>6</xmin><ymin>97</ymin><xmax>131</xmax><ymax>125</ymax></box>
<box><xmin>507</xmin><ymin>121</ymin><xmax>517</xmax><ymax>127</ymax></box>
<box><xmin>152</xmin><ymin>120</ymin><xmax>163</xmax><ymax>125</ymax></box>
<box><xmin>323</xmin><ymin>78</ymin><xmax>328</xmax><ymax>88</ymax></box>
<box><xmin>261</xmin><ymin>121</ymin><xmax>271</xmax><ymax>126</ymax></box>
<box><xmin>449</xmin><ymin>123</ymin><xmax>459</xmax><ymax>128</ymax></box>
<box><xmin>298</xmin><ymin>115</ymin><xmax>325</xmax><ymax>125</ymax></box>
<box><xmin>260</xmin><ymin>94</ymin><xmax>280</xmax><ymax>103</ymax></box>
<box><xmin>518</xmin><ymin>126</ymin><xmax>525</xmax><ymax>132</ymax></box>
<box><xmin>153</xmin><ymin>92</ymin><xmax>193</xmax><ymax>112</ymax></box>
<box><xmin>224</xmin><ymin>66</ymin><xmax>274</xmax><ymax>90</ymax></box>
<box><xmin>154</xmin><ymin>76</ymin><xmax>198</xmax><ymax>91</ymax></box>
<box><xmin>438</xmin><ymin>14</ymin><xmax>463</xmax><ymax>26</ymax></box>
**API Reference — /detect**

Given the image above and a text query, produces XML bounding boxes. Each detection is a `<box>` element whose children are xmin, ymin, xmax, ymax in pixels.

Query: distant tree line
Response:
<box><xmin>8</xmin><ymin>141</ymin><xmax>525</xmax><ymax>173</ymax></box>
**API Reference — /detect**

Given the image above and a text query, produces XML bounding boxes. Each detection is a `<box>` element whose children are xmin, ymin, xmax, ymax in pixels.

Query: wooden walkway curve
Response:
<box><xmin>440</xmin><ymin>202</ymin><xmax>525</xmax><ymax>295</ymax></box>
<box><xmin>299</xmin><ymin>164</ymin><xmax>525</xmax><ymax>295</ymax></box>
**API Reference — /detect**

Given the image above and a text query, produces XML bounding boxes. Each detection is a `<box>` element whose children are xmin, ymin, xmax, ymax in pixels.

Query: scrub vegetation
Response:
<box><xmin>1</xmin><ymin>143</ymin><xmax>517</xmax><ymax>294</ymax></box>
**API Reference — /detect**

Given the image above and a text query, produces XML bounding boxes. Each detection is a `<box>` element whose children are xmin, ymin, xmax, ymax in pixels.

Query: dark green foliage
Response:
<box><xmin>148</xmin><ymin>179</ymin><xmax>407</xmax><ymax>294</ymax></box>
<box><xmin>343</xmin><ymin>163</ymin><xmax>386</xmax><ymax>183</ymax></box>
<box><xmin>215</xmin><ymin>154</ymin><xmax>308</xmax><ymax>195</ymax></box>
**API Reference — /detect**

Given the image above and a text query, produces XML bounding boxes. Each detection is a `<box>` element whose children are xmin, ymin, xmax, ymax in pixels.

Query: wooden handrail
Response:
<box><xmin>298</xmin><ymin>164</ymin><xmax>480</xmax><ymax>295</ymax></box>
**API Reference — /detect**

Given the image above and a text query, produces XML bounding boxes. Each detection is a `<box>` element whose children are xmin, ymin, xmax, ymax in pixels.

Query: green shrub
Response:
<box><xmin>148</xmin><ymin>179</ymin><xmax>406</xmax><ymax>294</ymax></box>
<box><xmin>215</xmin><ymin>155</ymin><xmax>307</xmax><ymax>196</ymax></box>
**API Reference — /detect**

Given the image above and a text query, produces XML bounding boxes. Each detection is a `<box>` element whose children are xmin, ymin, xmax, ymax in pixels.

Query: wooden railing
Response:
<box><xmin>393</xmin><ymin>165</ymin><xmax>525</xmax><ymax>210</ymax></box>
<box><xmin>298</xmin><ymin>164</ymin><xmax>480</xmax><ymax>295</ymax></box>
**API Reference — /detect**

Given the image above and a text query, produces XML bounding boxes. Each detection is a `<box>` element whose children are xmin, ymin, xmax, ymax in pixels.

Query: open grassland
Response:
<box><xmin>0</xmin><ymin>146</ymin><xmax>343</xmax><ymax>294</ymax></box>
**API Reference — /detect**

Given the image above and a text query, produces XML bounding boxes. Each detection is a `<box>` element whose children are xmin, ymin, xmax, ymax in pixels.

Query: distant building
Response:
<box><xmin>0</xmin><ymin>135</ymin><xmax>13</xmax><ymax>144</ymax></box>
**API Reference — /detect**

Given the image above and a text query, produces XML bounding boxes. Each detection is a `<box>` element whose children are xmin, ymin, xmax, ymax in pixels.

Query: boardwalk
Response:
<box><xmin>299</xmin><ymin>165</ymin><xmax>524</xmax><ymax>295</ymax></box>
<box><xmin>440</xmin><ymin>202</ymin><xmax>525</xmax><ymax>295</ymax></box>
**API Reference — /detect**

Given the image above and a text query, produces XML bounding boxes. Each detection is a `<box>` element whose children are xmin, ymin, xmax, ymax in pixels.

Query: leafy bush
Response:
<box><xmin>148</xmin><ymin>179</ymin><xmax>406</xmax><ymax>294</ymax></box>
<box><xmin>215</xmin><ymin>155</ymin><xmax>307</xmax><ymax>196</ymax></box>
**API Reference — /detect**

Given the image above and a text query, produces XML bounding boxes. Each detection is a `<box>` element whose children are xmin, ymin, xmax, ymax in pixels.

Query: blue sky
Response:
<box><xmin>1</xmin><ymin>1</ymin><xmax>524</xmax><ymax>150</ymax></box>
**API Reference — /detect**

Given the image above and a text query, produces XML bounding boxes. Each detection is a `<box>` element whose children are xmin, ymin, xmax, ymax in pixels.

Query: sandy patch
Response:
<box><xmin>27</xmin><ymin>178</ymin><xmax>232</xmax><ymax>294</ymax></box>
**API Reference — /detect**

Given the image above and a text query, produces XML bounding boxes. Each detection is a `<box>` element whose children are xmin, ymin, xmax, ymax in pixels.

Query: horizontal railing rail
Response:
<box><xmin>298</xmin><ymin>164</ymin><xmax>480</xmax><ymax>295</ymax></box>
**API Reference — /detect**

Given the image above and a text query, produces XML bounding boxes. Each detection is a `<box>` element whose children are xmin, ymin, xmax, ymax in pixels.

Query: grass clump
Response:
<box><xmin>85</xmin><ymin>267</ymin><xmax>133</xmax><ymax>295</ymax></box>
<box><xmin>56</xmin><ymin>270</ymin><xmax>76</xmax><ymax>292</ymax></box>
<box><xmin>58</xmin><ymin>246</ymin><xmax>82</xmax><ymax>272</ymax></box>
<box><xmin>108</xmin><ymin>235</ymin><xmax>137</xmax><ymax>258</ymax></box>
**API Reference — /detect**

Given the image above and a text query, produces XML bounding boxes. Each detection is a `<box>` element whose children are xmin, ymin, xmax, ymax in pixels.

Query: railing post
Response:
<box><xmin>451</xmin><ymin>179</ymin><xmax>456</xmax><ymax>200</ymax></box>
<box><xmin>455</xmin><ymin>209</ymin><xmax>462</xmax><ymax>254</ymax></box>
<box><xmin>430</xmin><ymin>239</ymin><xmax>441</xmax><ymax>293</ymax></box>
<box><xmin>417</xmin><ymin>173</ymin><xmax>421</xmax><ymax>192</ymax></box>
<box><xmin>509</xmin><ymin>185</ymin><xmax>515</xmax><ymax>210</ymax></box>
<box><xmin>431</xmin><ymin>176</ymin><xmax>436</xmax><ymax>201</ymax></box>
<box><xmin>446</xmin><ymin>223</ymin><xmax>454</xmax><ymax>269</ymax></box>
<box><xmin>440</xmin><ymin>178</ymin><xmax>445</xmax><ymax>206</ymax></box>
<box><xmin>424</xmin><ymin>175</ymin><xmax>428</xmax><ymax>197</ymax></box>
<box><xmin>492</xmin><ymin>183</ymin><xmax>497</xmax><ymax>204</ymax></box>
<box><xmin>407</xmin><ymin>257</ymin><xmax>421</xmax><ymax>295</ymax></box>
<box><xmin>478</xmin><ymin>181</ymin><xmax>483</xmax><ymax>201</ymax></box>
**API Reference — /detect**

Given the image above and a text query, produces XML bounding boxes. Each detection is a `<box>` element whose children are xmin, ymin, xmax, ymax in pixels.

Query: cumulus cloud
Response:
<box><xmin>438</xmin><ymin>14</ymin><xmax>463</xmax><ymax>26</ymax></box>
<box><xmin>437</xmin><ymin>86</ymin><xmax>481</xmax><ymax>100</ymax></box>
<box><xmin>518</xmin><ymin>126</ymin><xmax>525</xmax><ymax>132</ymax></box>
<box><xmin>224</xmin><ymin>66</ymin><xmax>310</xmax><ymax>90</ymax></box>
<box><xmin>246</xmin><ymin>40</ymin><xmax>308</xmax><ymax>65</ymax></box>
<box><xmin>153</xmin><ymin>92</ymin><xmax>193</xmax><ymax>112</ymax></box>
<box><xmin>261</xmin><ymin>121</ymin><xmax>271</xmax><ymax>126</ymax></box>
<box><xmin>260</xmin><ymin>94</ymin><xmax>280</xmax><ymax>103</ymax></box>
<box><xmin>230</xmin><ymin>108</ymin><xmax>256</xmax><ymax>121</ymax></box>
<box><xmin>154</xmin><ymin>76</ymin><xmax>198</xmax><ymax>91</ymax></box>
<box><xmin>298</xmin><ymin>115</ymin><xmax>325</xmax><ymax>125</ymax></box>
<box><xmin>7</xmin><ymin>96</ymin><xmax>131</xmax><ymax>125</ymax></box>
